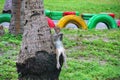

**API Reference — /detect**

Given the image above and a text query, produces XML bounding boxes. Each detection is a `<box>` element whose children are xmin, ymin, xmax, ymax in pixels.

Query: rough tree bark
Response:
<box><xmin>16</xmin><ymin>0</ymin><xmax>63</xmax><ymax>80</ymax></box>
<box><xmin>9</xmin><ymin>0</ymin><xmax>23</xmax><ymax>34</ymax></box>
<box><xmin>3</xmin><ymin>0</ymin><xmax>23</xmax><ymax>34</ymax></box>
<box><xmin>2</xmin><ymin>0</ymin><xmax>12</xmax><ymax>14</ymax></box>
<box><xmin>0</xmin><ymin>25</ymin><xmax>4</xmax><ymax>36</ymax></box>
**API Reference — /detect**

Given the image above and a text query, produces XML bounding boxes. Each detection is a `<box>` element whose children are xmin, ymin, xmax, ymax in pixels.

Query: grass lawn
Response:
<box><xmin>0</xmin><ymin>0</ymin><xmax>120</xmax><ymax>80</ymax></box>
<box><xmin>0</xmin><ymin>0</ymin><xmax>4</xmax><ymax>13</ymax></box>
<box><xmin>0</xmin><ymin>29</ymin><xmax>120</xmax><ymax>80</ymax></box>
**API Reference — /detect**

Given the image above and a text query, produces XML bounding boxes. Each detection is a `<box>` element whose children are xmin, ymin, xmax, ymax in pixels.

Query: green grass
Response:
<box><xmin>0</xmin><ymin>32</ymin><xmax>21</xmax><ymax>80</ymax></box>
<box><xmin>0</xmin><ymin>0</ymin><xmax>4</xmax><ymax>13</ymax></box>
<box><xmin>60</xmin><ymin>29</ymin><xmax>120</xmax><ymax>80</ymax></box>
<box><xmin>0</xmin><ymin>29</ymin><xmax>120</xmax><ymax>80</ymax></box>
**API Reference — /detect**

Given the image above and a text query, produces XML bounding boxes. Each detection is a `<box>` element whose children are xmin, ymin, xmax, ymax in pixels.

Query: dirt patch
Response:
<box><xmin>78</xmin><ymin>56</ymin><xmax>107</xmax><ymax>65</ymax></box>
<box><xmin>106</xmin><ymin>76</ymin><xmax>120</xmax><ymax>80</ymax></box>
<box><xmin>0</xmin><ymin>51</ymin><xmax>4</xmax><ymax>56</ymax></box>
<box><xmin>84</xmin><ymin>35</ymin><xmax>100</xmax><ymax>41</ymax></box>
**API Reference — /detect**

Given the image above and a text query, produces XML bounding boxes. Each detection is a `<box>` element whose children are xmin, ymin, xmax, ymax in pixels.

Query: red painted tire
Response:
<box><xmin>63</xmin><ymin>11</ymin><xmax>79</xmax><ymax>16</ymax></box>
<box><xmin>117</xmin><ymin>20</ymin><xmax>120</xmax><ymax>27</ymax></box>
<box><xmin>63</xmin><ymin>12</ymin><xmax>76</xmax><ymax>16</ymax></box>
<box><xmin>108</xmin><ymin>13</ymin><xmax>115</xmax><ymax>18</ymax></box>
<box><xmin>101</xmin><ymin>13</ymin><xmax>115</xmax><ymax>18</ymax></box>
<box><xmin>46</xmin><ymin>17</ymin><xmax>55</xmax><ymax>28</ymax></box>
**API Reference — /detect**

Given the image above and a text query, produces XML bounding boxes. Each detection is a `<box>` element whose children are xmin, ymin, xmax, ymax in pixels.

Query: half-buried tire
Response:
<box><xmin>0</xmin><ymin>14</ymin><xmax>11</xmax><ymax>24</ymax></box>
<box><xmin>56</xmin><ymin>15</ymin><xmax>87</xmax><ymax>29</ymax></box>
<box><xmin>88</xmin><ymin>14</ymin><xmax>117</xmax><ymax>29</ymax></box>
<box><xmin>46</xmin><ymin>17</ymin><xmax>55</xmax><ymax>28</ymax></box>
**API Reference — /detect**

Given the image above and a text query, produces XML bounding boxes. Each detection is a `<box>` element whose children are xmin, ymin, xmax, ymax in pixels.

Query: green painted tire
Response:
<box><xmin>51</xmin><ymin>11</ymin><xmax>63</xmax><ymax>16</ymax></box>
<box><xmin>45</xmin><ymin>9</ymin><xmax>51</xmax><ymax>16</ymax></box>
<box><xmin>50</xmin><ymin>16</ymin><xmax>63</xmax><ymax>20</ymax></box>
<box><xmin>0</xmin><ymin>14</ymin><xmax>11</xmax><ymax>24</ymax></box>
<box><xmin>81</xmin><ymin>13</ymin><xmax>96</xmax><ymax>20</ymax></box>
<box><xmin>76</xmin><ymin>11</ymin><xmax>80</xmax><ymax>16</ymax></box>
<box><xmin>88</xmin><ymin>14</ymin><xmax>117</xmax><ymax>29</ymax></box>
<box><xmin>49</xmin><ymin>11</ymin><xmax>63</xmax><ymax>20</ymax></box>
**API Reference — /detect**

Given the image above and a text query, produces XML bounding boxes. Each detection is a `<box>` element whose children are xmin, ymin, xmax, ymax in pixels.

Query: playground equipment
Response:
<box><xmin>87</xmin><ymin>14</ymin><xmax>117</xmax><ymax>29</ymax></box>
<box><xmin>81</xmin><ymin>13</ymin><xmax>96</xmax><ymax>20</ymax></box>
<box><xmin>45</xmin><ymin>9</ymin><xmax>51</xmax><ymax>16</ymax></box>
<box><xmin>81</xmin><ymin>13</ymin><xmax>115</xmax><ymax>20</ymax></box>
<box><xmin>45</xmin><ymin>10</ymin><xmax>80</xmax><ymax>20</ymax></box>
<box><xmin>117</xmin><ymin>20</ymin><xmax>120</xmax><ymax>27</ymax></box>
<box><xmin>0</xmin><ymin>14</ymin><xmax>11</xmax><ymax>24</ymax></box>
<box><xmin>63</xmin><ymin>11</ymin><xmax>79</xmax><ymax>16</ymax></box>
<box><xmin>101</xmin><ymin>13</ymin><xmax>115</xmax><ymax>18</ymax></box>
<box><xmin>46</xmin><ymin>17</ymin><xmax>55</xmax><ymax>28</ymax></box>
<box><xmin>0</xmin><ymin>10</ymin><xmax>118</xmax><ymax>30</ymax></box>
<box><xmin>56</xmin><ymin>15</ymin><xmax>87</xmax><ymax>29</ymax></box>
<box><xmin>0</xmin><ymin>13</ymin><xmax>55</xmax><ymax>29</ymax></box>
<box><xmin>49</xmin><ymin>11</ymin><xmax>63</xmax><ymax>20</ymax></box>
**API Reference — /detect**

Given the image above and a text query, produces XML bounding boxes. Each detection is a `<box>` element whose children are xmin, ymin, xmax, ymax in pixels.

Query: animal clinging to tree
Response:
<box><xmin>53</xmin><ymin>28</ymin><xmax>67</xmax><ymax>69</ymax></box>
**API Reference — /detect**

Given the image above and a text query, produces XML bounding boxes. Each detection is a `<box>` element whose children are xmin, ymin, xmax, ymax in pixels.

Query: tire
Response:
<box><xmin>0</xmin><ymin>14</ymin><xmax>11</xmax><ymax>24</ymax></box>
<box><xmin>50</xmin><ymin>11</ymin><xmax>63</xmax><ymax>20</ymax></box>
<box><xmin>100</xmin><ymin>13</ymin><xmax>115</xmax><ymax>18</ymax></box>
<box><xmin>88</xmin><ymin>14</ymin><xmax>117</xmax><ymax>29</ymax></box>
<box><xmin>45</xmin><ymin>9</ymin><xmax>51</xmax><ymax>16</ymax></box>
<box><xmin>63</xmin><ymin>11</ymin><xmax>80</xmax><ymax>16</ymax></box>
<box><xmin>56</xmin><ymin>15</ymin><xmax>87</xmax><ymax>29</ymax></box>
<box><xmin>46</xmin><ymin>17</ymin><xmax>55</xmax><ymax>28</ymax></box>
<box><xmin>81</xmin><ymin>13</ymin><xmax>96</xmax><ymax>20</ymax></box>
<box><xmin>117</xmin><ymin>20</ymin><xmax>120</xmax><ymax>28</ymax></box>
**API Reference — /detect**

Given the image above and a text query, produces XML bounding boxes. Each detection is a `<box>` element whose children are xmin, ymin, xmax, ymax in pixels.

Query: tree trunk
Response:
<box><xmin>0</xmin><ymin>25</ymin><xmax>4</xmax><ymax>36</ymax></box>
<box><xmin>2</xmin><ymin>0</ymin><xmax>12</xmax><ymax>14</ymax></box>
<box><xmin>3</xmin><ymin>0</ymin><xmax>23</xmax><ymax>34</ymax></box>
<box><xmin>16</xmin><ymin>0</ymin><xmax>63</xmax><ymax>80</ymax></box>
<box><xmin>9</xmin><ymin>0</ymin><xmax>23</xmax><ymax>34</ymax></box>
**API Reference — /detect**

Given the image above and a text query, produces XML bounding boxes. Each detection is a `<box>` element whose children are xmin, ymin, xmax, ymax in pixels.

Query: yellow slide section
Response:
<box><xmin>56</xmin><ymin>15</ymin><xmax>87</xmax><ymax>29</ymax></box>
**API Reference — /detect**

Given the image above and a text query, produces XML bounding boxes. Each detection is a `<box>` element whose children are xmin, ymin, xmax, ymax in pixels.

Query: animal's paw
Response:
<box><xmin>57</xmin><ymin>63</ymin><xmax>61</xmax><ymax>69</ymax></box>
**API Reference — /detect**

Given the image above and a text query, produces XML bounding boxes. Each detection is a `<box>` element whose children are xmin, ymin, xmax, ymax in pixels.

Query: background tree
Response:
<box><xmin>2</xmin><ymin>0</ymin><xmax>12</xmax><ymax>14</ymax></box>
<box><xmin>0</xmin><ymin>25</ymin><xmax>4</xmax><ymax>36</ymax></box>
<box><xmin>16</xmin><ymin>0</ymin><xmax>63</xmax><ymax>80</ymax></box>
<box><xmin>2</xmin><ymin>0</ymin><xmax>23</xmax><ymax>34</ymax></box>
<box><xmin>9</xmin><ymin>0</ymin><xmax>23</xmax><ymax>34</ymax></box>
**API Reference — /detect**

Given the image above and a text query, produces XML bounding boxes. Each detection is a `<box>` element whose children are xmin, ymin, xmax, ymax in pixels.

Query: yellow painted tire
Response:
<box><xmin>56</xmin><ymin>15</ymin><xmax>87</xmax><ymax>29</ymax></box>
